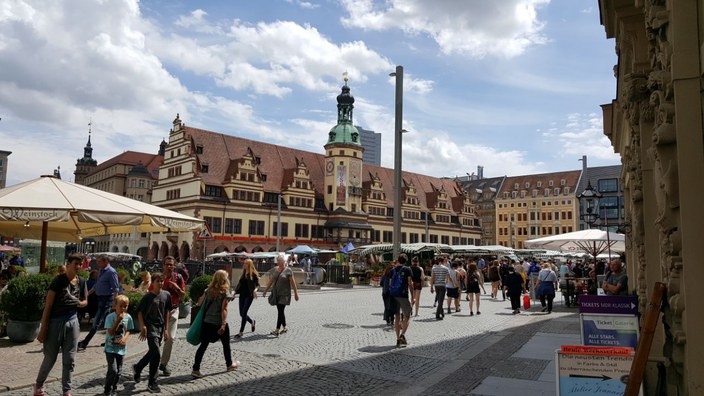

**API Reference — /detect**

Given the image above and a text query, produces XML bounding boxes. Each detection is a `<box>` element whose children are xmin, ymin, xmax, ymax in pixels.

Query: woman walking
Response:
<box><xmin>465</xmin><ymin>263</ymin><xmax>485</xmax><ymax>315</ymax></box>
<box><xmin>191</xmin><ymin>270</ymin><xmax>238</xmax><ymax>378</ymax></box>
<box><xmin>535</xmin><ymin>263</ymin><xmax>558</xmax><ymax>313</ymax></box>
<box><xmin>34</xmin><ymin>254</ymin><xmax>88</xmax><ymax>396</ymax></box>
<box><xmin>380</xmin><ymin>263</ymin><xmax>394</xmax><ymax>325</ymax></box>
<box><xmin>234</xmin><ymin>259</ymin><xmax>259</xmax><ymax>338</ymax></box>
<box><xmin>503</xmin><ymin>266</ymin><xmax>526</xmax><ymax>314</ymax></box>
<box><xmin>409</xmin><ymin>257</ymin><xmax>425</xmax><ymax>317</ymax></box>
<box><xmin>263</xmin><ymin>255</ymin><xmax>299</xmax><ymax>336</ymax></box>
<box><xmin>488</xmin><ymin>260</ymin><xmax>502</xmax><ymax>299</ymax></box>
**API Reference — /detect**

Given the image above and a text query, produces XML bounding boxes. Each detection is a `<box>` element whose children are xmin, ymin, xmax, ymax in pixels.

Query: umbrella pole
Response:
<box><xmin>40</xmin><ymin>221</ymin><xmax>48</xmax><ymax>273</ymax></box>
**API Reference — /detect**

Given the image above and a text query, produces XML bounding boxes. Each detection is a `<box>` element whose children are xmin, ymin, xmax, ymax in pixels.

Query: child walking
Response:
<box><xmin>133</xmin><ymin>273</ymin><xmax>172</xmax><ymax>393</ymax></box>
<box><xmin>103</xmin><ymin>295</ymin><xmax>134</xmax><ymax>395</ymax></box>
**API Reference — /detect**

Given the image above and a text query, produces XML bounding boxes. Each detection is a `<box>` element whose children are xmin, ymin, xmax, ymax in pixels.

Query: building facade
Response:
<box><xmin>494</xmin><ymin>170</ymin><xmax>581</xmax><ymax>249</ymax></box>
<box><xmin>356</xmin><ymin>126</ymin><xmax>381</xmax><ymax>166</ymax></box>
<box><xmin>599</xmin><ymin>1</ymin><xmax>704</xmax><ymax>393</ymax></box>
<box><xmin>74</xmin><ymin>134</ymin><xmax>165</xmax><ymax>257</ymax></box>
<box><xmin>460</xmin><ymin>173</ymin><xmax>505</xmax><ymax>245</ymax></box>
<box><xmin>0</xmin><ymin>150</ymin><xmax>10</xmax><ymax>189</ymax></box>
<box><xmin>150</xmin><ymin>82</ymin><xmax>481</xmax><ymax>260</ymax></box>
<box><xmin>575</xmin><ymin>157</ymin><xmax>624</xmax><ymax>232</ymax></box>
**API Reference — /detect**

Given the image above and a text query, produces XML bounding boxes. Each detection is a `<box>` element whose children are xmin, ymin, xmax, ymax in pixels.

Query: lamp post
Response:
<box><xmin>578</xmin><ymin>180</ymin><xmax>611</xmax><ymax>258</ymax></box>
<box><xmin>390</xmin><ymin>65</ymin><xmax>403</xmax><ymax>260</ymax></box>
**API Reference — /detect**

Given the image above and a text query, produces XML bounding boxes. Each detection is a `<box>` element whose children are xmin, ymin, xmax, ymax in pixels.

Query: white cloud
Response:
<box><xmin>542</xmin><ymin>113</ymin><xmax>620</xmax><ymax>162</ymax></box>
<box><xmin>340</xmin><ymin>0</ymin><xmax>550</xmax><ymax>57</ymax></box>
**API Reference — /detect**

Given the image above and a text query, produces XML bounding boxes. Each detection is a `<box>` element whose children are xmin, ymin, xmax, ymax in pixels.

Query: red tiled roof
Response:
<box><xmin>89</xmin><ymin>151</ymin><xmax>163</xmax><ymax>179</ymax></box>
<box><xmin>497</xmin><ymin>170</ymin><xmax>582</xmax><ymax>196</ymax></box>
<box><xmin>184</xmin><ymin>126</ymin><xmax>467</xmax><ymax>215</ymax></box>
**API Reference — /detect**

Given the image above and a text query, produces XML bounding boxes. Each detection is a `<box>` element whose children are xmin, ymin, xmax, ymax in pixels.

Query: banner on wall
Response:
<box><xmin>336</xmin><ymin>164</ymin><xmax>347</xmax><ymax>205</ymax></box>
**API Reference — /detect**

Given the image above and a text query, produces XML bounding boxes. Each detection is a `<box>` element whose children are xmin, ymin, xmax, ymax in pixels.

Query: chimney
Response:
<box><xmin>477</xmin><ymin>165</ymin><xmax>484</xmax><ymax>179</ymax></box>
<box><xmin>581</xmin><ymin>155</ymin><xmax>588</xmax><ymax>174</ymax></box>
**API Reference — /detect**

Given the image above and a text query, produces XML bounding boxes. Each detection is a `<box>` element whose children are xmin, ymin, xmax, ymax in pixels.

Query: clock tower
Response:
<box><xmin>323</xmin><ymin>74</ymin><xmax>364</xmax><ymax>213</ymax></box>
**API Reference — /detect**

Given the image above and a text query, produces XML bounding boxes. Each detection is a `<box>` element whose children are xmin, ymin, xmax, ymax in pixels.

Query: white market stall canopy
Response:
<box><xmin>524</xmin><ymin>229</ymin><xmax>625</xmax><ymax>258</ymax></box>
<box><xmin>351</xmin><ymin>243</ymin><xmax>453</xmax><ymax>256</ymax></box>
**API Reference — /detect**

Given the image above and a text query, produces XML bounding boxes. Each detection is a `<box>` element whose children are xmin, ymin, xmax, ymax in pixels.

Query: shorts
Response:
<box><xmin>412</xmin><ymin>281</ymin><xmax>422</xmax><ymax>290</ymax></box>
<box><xmin>392</xmin><ymin>297</ymin><xmax>412</xmax><ymax>317</ymax></box>
<box><xmin>467</xmin><ymin>284</ymin><xmax>481</xmax><ymax>294</ymax></box>
<box><xmin>446</xmin><ymin>288</ymin><xmax>459</xmax><ymax>298</ymax></box>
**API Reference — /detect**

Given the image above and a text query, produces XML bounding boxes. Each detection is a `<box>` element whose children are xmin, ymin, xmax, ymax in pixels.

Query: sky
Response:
<box><xmin>0</xmin><ymin>0</ymin><xmax>620</xmax><ymax>187</ymax></box>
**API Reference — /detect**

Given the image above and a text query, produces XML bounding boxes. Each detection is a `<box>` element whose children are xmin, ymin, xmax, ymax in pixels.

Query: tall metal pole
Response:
<box><xmin>392</xmin><ymin>65</ymin><xmax>403</xmax><ymax>260</ymax></box>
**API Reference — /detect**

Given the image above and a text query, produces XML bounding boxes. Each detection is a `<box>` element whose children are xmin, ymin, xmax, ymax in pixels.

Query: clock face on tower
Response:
<box><xmin>325</xmin><ymin>159</ymin><xmax>334</xmax><ymax>176</ymax></box>
<box><xmin>349</xmin><ymin>159</ymin><xmax>361</xmax><ymax>187</ymax></box>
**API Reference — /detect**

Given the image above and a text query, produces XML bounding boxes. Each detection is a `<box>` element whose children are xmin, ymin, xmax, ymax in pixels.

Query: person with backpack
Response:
<box><xmin>34</xmin><ymin>254</ymin><xmax>88</xmax><ymax>396</ymax></box>
<box><xmin>158</xmin><ymin>256</ymin><xmax>186</xmax><ymax>377</ymax></box>
<box><xmin>388</xmin><ymin>254</ymin><xmax>413</xmax><ymax>347</ymax></box>
<box><xmin>465</xmin><ymin>262</ymin><xmax>485</xmax><ymax>315</ymax></box>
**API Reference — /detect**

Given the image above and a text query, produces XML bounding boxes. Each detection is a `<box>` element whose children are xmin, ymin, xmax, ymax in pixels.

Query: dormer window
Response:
<box><xmin>201</xmin><ymin>164</ymin><xmax>209</xmax><ymax>173</ymax></box>
<box><xmin>537</xmin><ymin>181</ymin><xmax>542</xmax><ymax>188</ymax></box>
<box><xmin>549</xmin><ymin>180</ymin><xmax>554</xmax><ymax>187</ymax></box>
<box><xmin>196</xmin><ymin>145</ymin><xmax>203</xmax><ymax>154</ymax></box>
<box><xmin>545</xmin><ymin>188</ymin><xmax>550</xmax><ymax>196</ymax></box>
<box><xmin>560</xmin><ymin>179</ymin><xmax>566</xmax><ymax>186</ymax></box>
<box><xmin>514</xmin><ymin>183</ymin><xmax>519</xmax><ymax>190</ymax></box>
<box><xmin>525</xmin><ymin>182</ymin><xmax>530</xmax><ymax>189</ymax></box>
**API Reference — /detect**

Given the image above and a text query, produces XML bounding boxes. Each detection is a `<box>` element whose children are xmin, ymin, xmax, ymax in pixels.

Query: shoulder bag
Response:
<box><xmin>186</xmin><ymin>294</ymin><xmax>213</xmax><ymax>346</ymax></box>
<box><xmin>268</xmin><ymin>270</ymin><xmax>282</xmax><ymax>306</ymax></box>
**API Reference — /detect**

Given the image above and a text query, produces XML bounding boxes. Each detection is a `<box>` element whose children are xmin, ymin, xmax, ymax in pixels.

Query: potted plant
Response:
<box><xmin>188</xmin><ymin>275</ymin><xmax>212</xmax><ymax>324</ymax></box>
<box><xmin>0</xmin><ymin>274</ymin><xmax>53</xmax><ymax>343</ymax></box>
<box><xmin>178</xmin><ymin>290</ymin><xmax>191</xmax><ymax>319</ymax></box>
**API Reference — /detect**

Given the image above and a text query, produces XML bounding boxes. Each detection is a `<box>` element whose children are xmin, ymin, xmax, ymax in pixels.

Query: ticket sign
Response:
<box><xmin>557</xmin><ymin>346</ymin><xmax>638</xmax><ymax>396</ymax></box>
<box><xmin>578</xmin><ymin>295</ymin><xmax>638</xmax><ymax>315</ymax></box>
<box><xmin>580</xmin><ymin>314</ymin><xmax>640</xmax><ymax>349</ymax></box>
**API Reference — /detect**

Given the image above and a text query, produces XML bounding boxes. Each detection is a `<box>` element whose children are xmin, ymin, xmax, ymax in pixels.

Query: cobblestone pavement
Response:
<box><xmin>1</xmin><ymin>286</ymin><xmax>580</xmax><ymax>395</ymax></box>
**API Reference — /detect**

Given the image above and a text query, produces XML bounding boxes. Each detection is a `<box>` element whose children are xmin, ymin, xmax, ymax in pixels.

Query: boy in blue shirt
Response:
<box><xmin>103</xmin><ymin>295</ymin><xmax>134</xmax><ymax>395</ymax></box>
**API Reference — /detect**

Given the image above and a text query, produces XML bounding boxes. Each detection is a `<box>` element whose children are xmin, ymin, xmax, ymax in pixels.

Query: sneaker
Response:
<box><xmin>399</xmin><ymin>334</ymin><xmax>407</xmax><ymax>347</ymax></box>
<box><xmin>470</xmin><ymin>311</ymin><xmax>474</xmax><ymax>316</ymax></box>
<box><xmin>477</xmin><ymin>311</ymin><xmax>481</xmax><ymax>315</ymax></box>
<box><xmin>33</xmin><ymin>384</ymin><xmax>47</xmax><ymax>396</ymax></box>
<box><xmin>191</xmin><ymin>370</ymin><xmax>203</xmax><ymax>378</ymax></box>
<box><xmin>147</xmin><ymin>383</ymin><xmax>161</xmax><ymax>393</ymax></box>
<box><xmin>396</xmin><ymin>338</ymin><xmax>402</xmax><ymax>347</ymax></box>
<box><xmin>76</xmin><ymin>341</ymin><xmax>87</xmax><ymax>351</ymax></box>
<box><xmin>159</xmin><ymin>364</ymin><xmax>171</xmax><ymax>377</ymax></box>
<box><xmin>132</xmin><ymin>364</ymin><xmax>141</xmax><ymax>383</ymax></box>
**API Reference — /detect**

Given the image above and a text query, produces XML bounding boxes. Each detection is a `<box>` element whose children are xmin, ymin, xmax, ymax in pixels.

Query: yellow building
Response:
<box><xmin>494</xmin><ymin>171</ymin><xmax>581</xmax><ymax>249</ymax></box>
<box><xmin>150</xmin><ymin>82</ymin><xmax>481</xmax><ymax>260</ymax></box>
<box><xmin>599</xmin><ymin>1</ymin><xmax>704</xmax><ymax>393</ymax></box>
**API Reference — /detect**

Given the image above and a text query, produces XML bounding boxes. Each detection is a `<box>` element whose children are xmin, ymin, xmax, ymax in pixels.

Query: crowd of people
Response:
<box><xmin>376</xmin><ymin>253</ymin><xmax>628</xmax><ymax>348</ymax></box>
<box><xmin>0</xmin><ymin>249</ymin><xmax>628</xmax><ymax>396</ymax></box>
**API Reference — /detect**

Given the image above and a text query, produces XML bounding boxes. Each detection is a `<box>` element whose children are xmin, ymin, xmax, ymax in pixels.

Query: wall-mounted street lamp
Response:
<box><xmin>578</xmin><ymin>180</ymin><xmax>602</xmax><ymax>229</ymax></box>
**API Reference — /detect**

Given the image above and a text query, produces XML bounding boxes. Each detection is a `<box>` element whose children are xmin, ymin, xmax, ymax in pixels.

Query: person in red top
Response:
<box><xmin>158</xmin><ymin>256</ymin><xmax>186</xmax><ymax>377</ymax></box>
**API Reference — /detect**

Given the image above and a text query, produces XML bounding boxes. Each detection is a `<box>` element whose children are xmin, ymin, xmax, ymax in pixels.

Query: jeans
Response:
<box><xmin>540</xmin><ymin>293</ymin><xmax>555</xmax><ymax>312</ymax></box>
<box><xmin>193</xmin><ymin>322</ymin><xmax>232</xmax><ymax>371</ymax></box>
<box><xmin>238</xmin><ymin>296</ymin><xmax>254</xmax><ymax>333</ymax></box>
<box><xmin>160</xmin><ymin>307</ymin><xmax>179</xmax><ymax>367</ymax></box>
<box><xmin>81</xmin><ymin>295</ymin><xmax>113</xmax><ymax>345</ymax></box>
<box><xmin>135</xmin><ymin>335</ymin><xmax>161</xmax><ymax>385</ymax></box>
<box><xmin>105</xmin><ymin>352</ymin><xmax>124</xmax><ymax>392</ymax></box>
<box><xmin>276</xmin><ymin>304</ymin><xmax>287</xmax><ymax>329</ymax></box>
<box><xmin>36</xmin><ymin>315</ymin><xmax>80</xmax><ymax>394</ymax></box>
<box><xmin>434</xmin><ymin>286</ymin><xmax>446</xmax><ymax>318</ymax></box>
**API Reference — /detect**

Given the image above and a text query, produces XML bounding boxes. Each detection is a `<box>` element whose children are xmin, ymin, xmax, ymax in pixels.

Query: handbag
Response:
<box><xmin>186</xmin><ymin>294</ymin><xmax>212</xmax><ymax>346</ymax></box>
<box><xmin>267</xmin><ymin>270</ymin><xmax>282</xmax><ymax>306</ymax></box>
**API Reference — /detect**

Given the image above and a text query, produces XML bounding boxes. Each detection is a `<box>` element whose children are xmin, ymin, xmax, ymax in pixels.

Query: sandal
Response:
<box><xmin>227</xmin><ymin>362</ymin><xmax>239</xmax><ymax>372</ymax></box>
<box><xmin>270</xmin><ymin>329</ymin><xmax>279</xmax><ymax>336</ymax></box>
<box><xmin>280</xmin><ymin>327</ymin><xmax>288</xmax><ymax>334</ymax></box>
<box><xmin>234</xmin><ymin>333</ymin><xmax>242</xmax><ymax>338</ymax></box>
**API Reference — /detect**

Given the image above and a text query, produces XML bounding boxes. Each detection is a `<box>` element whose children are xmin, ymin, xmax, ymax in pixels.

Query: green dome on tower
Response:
<box><xmin>326</xmin><ymin>77</ymin><xmax>361</xmax><ymax>147</ymax></box>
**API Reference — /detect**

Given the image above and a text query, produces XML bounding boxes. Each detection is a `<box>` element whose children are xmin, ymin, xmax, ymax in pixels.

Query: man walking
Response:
<box><xmin>78</xmin><ymin>255</ymin><xmax>119</xmax><ymax>351</ymax></box>
<box><xmin>389</xmin><ymin>254</ymin><xmax>413</xmax><ymax>347</ymax></box>
<box><xmin>158</xmin><ymin>256</ymin><xmax>186</xmax><ymax>376</ymax></box>
<box><xmin>430</xmin><ymin>256</ymin><xmax>449</xmax><ymax>320</ymax></box>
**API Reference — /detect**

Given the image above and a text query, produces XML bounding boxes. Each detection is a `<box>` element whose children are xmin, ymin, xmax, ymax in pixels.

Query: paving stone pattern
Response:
<box><xmin>1</xmin><ymin>286</ymin><xmax>579</xmax><ymax>395</ymax></box>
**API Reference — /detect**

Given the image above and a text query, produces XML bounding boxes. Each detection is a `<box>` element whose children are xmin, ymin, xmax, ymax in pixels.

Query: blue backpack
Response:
<box><xmin>388</xmin><ymin>267</ymin><xmax>405</xmax><ymax>297</ymax></box>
